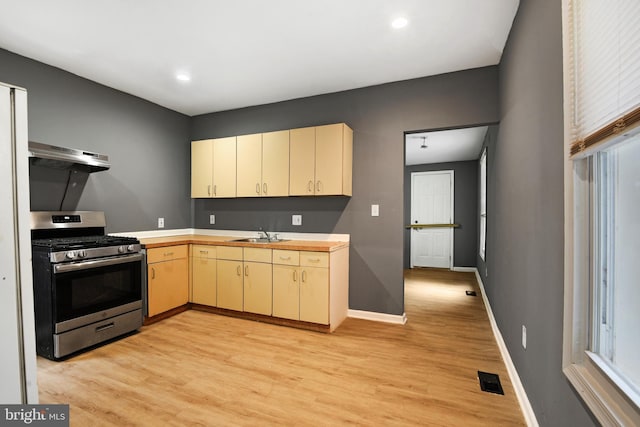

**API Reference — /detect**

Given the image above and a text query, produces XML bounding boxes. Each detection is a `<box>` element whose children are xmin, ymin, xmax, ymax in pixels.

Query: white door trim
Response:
<box><xmin>410</xmin><ymin>170</ymin><xmax>454</xmax><ymax>269</ymax></box>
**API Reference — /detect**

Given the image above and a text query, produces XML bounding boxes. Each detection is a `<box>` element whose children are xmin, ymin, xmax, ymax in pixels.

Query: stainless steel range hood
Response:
<box><xmin>28</xmin><ymin>141</ymin><xmax>110</xmax><ymax>172</ymax></box>
<box><xmin>28</xmin><ymin>141</ymin><xmax>110</xmax><ymax>212</ymax></box>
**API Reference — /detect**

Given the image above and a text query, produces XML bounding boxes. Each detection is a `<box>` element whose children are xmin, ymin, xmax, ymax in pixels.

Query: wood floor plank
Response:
<box><xmin>37</xmin><ymin>268</ymin><xmax>525</xmax><ymax>426</ymax></box>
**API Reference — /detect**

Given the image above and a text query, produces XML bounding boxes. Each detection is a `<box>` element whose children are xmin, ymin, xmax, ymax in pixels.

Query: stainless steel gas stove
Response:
<box><xmin>30</xmin><ymin>211</ymin><xmax>143</xmax><ymax>360</ymax></box>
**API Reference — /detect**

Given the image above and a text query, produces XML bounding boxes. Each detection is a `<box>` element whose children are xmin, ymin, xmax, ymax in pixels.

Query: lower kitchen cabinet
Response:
<box><xmin>299</xmin><ymin>266</ymin><xmax>329</xmax><ymax>324</ymax></box>
<box><xmin>147</xmin><ymin>245</ymin><xmax>189</xmax><ymax>317</ymax></box>
<box><xmin>243</xmin><ymin>261</ymin><xmax>272</xmax><ymax>315</ymax></box>
<box><xmin>217</xmin><ymin>246</ymin><xmax>244</xmax><ymax>311</ymax></box>
<box><xmin>191</xmin><ymin>245</ymin><xmax>217</xmax><ymax>306</ymax></box>
<box><xmin>272</xmin><ymin>265</ymin><xmax>299</xmax><ymax>320</ymax></box>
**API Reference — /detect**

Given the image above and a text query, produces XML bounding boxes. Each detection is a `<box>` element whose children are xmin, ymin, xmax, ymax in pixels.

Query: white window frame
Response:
<box><xmin>479</xmin><ymin>148</ymin><xmax>487</xmax><ymax>260</ymax></box>
<box><xmin>562</xmin><ymin>1</ymin><xmax>640</xmax><ymax>423</ymax></box>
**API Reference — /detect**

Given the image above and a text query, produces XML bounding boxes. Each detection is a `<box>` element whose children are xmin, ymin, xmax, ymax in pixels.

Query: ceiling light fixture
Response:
<box><xmin>391</xmin><ymin>17</ymin><xmax>408</xmax><ymax>29</ymax></box>
<box><xmin>176</xmin><ymin>73</ymin><xmax>191</xmax><ymax>82</ymax></box>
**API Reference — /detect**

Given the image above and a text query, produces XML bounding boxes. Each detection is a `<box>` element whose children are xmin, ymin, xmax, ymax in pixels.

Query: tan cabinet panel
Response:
<box><xmin>213</xmin><ymin>136</ymin><xmax>236</xmax><ymax>197</ymax></box>
<box><xmin>236</xmin><ymin>133</ymin><xmax>263</xmax><ymax>197</ymax></box>
<box><xmin>243</xmin><ymin>262</ymin><xmax>272</xmax><ymax>315</ymax></box>
<box><xmin>217</xmin><ymin>246</ymin><xmax>243</xmax><ymax>261</ymax></box>
<box><xmin>217</xmin><ymin>259</ymin><xmax>243</xmax><ymax>311</ymax></box>
<box><xmin>147</xmin><ymin>245</ymin><xmax>188</xmax><ymax>264</ymax></box>
<box><xmin>273</xmin><ymin>250</ymin><xmax>300</xmax><ymax>266</ymax></box>
<box><xmin>300</xmin><ymin>251</ymin><xmax>329</xmax><ymax>268</ymax></box>
<box><xmin>243</xmin><ymin>247</ymin><xmax>271</xmax><ymax>263</ymax></box>
<box><xmin>262</xmin><ymin>130</ymin><xmax>290</xmax><ymax>197</ymax></box>
<box><xmin>147</xmin><ymin>257</ymin><xmax>189</xmax><ymax>317</ymax></box>
<box><xmin>192</xmin><ymin>257</ymin><xmax>217</xmax><ymax>306</ymax></box>
<box><xmin>191</xmin><ymin>139</ymin><xmax>213</xmax><ymax>198</ymax></box>
<box><xmin>273</xmin><ymin>265</ymin><xmax>300</xmax><ymax>320</ymax></box>
<box><xmin>299</xmin><ymin>266</ymin><xmax>329</xmax><ymax>324</ymax></box>
<box><xmin>315</xmin><ymin>123</ymin><xmax>344</xmax><ymax>195</ymax></box>
<box><xmin>191</xmin><ymin>245</ymin><xmax>216</xmax><ymax>259</ymax></box>
<box><xmin>289</xmin><ymin>126</ymin><xmax>316</xmax><ymax>195</ymax></box>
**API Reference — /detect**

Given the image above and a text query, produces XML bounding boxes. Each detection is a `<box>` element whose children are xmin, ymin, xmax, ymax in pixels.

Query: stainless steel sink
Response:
<box><xmin>228</xmin><ymin>238</ymin><xmax>289</xmax><ymax>243</ymax></box>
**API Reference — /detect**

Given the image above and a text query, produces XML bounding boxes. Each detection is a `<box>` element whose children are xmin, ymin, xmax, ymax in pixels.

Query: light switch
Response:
<box><xmin>158</xmin><ymin>217</ymin><xmax>165</xmax><ymax>228</ymax></box>
<box><xmin>371</xmin><ymin>204</ymin><xmax>379</xmax><ymax>217</ymax></box>
<box><xmin>292</xmin><ymin>214</ymin><xmax>302</xmax><ymax>226</ymax></box>
<box><xmin>209</xmin><ymin>214</ymin><xmax>215</xmax><ymax>225</ymax></box>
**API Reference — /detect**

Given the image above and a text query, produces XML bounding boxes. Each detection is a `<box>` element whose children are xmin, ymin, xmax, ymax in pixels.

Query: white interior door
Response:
<box><xmin>410</xmin><ymin>171</ymin><xmax>454</xmax><ymax>269</ymax></box>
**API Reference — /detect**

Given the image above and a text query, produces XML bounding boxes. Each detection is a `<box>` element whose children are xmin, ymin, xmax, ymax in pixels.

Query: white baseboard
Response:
<box><xmin>348</xmin><ymin>309</ymin><xmax>407</xmax><ymax>325</ymax></box>
<box><xmin>452</xmin><ymin>266</ymin><xmax>476</xmax><ymax>272</ymax></box>
<box><xmin>473</xmin><ymin>269</ymin><xmax>539</xmax><ymax>427</ymax></box>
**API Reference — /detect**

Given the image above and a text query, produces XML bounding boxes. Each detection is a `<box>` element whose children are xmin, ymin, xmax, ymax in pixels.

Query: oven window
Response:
<box><xmin>54</xmin><ymin>260</ymin><xmax>142</xmax><ymax>322</ymax></box>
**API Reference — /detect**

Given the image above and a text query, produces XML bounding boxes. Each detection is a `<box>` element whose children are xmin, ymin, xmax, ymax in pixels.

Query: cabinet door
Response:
<box><xmin>315</xmin><ymin>124</ymin><xmax>344</xmax><ymax>195</ymax></box>
<box><xmin>273</xmin><ymin>265</ymin><xmax>299</xmax><ymax>320</ymax></box>
<box><xmin>217</xmin><ymin>259</ymin><xmax>243</xmax><ymax>311</ymax></box>
<box><xmin>192</xmin><ymin>257</ymin><xmax>217</xmax><ymax>306</ymax></box>
<box><xmin>262</xmin><ymin>130</ymin><xmax>290</xmax><ymax>197</ymax></box>
<box><xmin>243</xmin><ymin>262</ymin><xmax>272</xmax><ymax>315</ymax></box>
<box><xmin>289</xmin><ymin>127</ymin><xmax>315</xmax><ymax>196</ymax></box>
<box><xmin>191</xmin><ymin>139</ymin><xmax>213</xmax><ymax>198</ymax></box>
<box><xmin>236</xmin><ymin>133</ymin><xmax>263</xmax><ymax>197</ymax></box>
<box><xmin>299</xmin><ymin>267</ymin><xmax>329</xmax><ymax>324</ymax></box>
<box><xmin>213</xmin><ymin>136</ymin><xmax>236</xmax><ymax>197</ymax></box>
<box><xmin>148</xmin><ymin>258</ymin><xmax>189</xmax><ymax>317</ymax></box>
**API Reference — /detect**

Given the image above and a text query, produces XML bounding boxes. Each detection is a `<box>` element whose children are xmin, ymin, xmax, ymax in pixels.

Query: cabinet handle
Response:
<box><xmin>214</xmin><ymin>185</ymin><xmax>217</xmax><ymax>196</ymax></box>
<box><xmin>309</xmin><ymin>258</ymin><xmax>320</xmax><ymax>263</ymax></box>
<box><xmin>263</xmin><ymin>183</ymin><xmax>267</xmax><ymax>195</ymax></box>
<box><xmin>208</xmin><ymin>185</ymin><xmax>211</xmax><ymax>196</ymax></box>
<box><xmin>164</xmin><ymin>252</ymin><xmax>174</xmax><ymax>257</ymax></box>
<box><xmin>293</xmin><ymin>270</ymin><xmax>298</xmax><ymax>282</ymax></box>
<box><xmin>151</xmin><ymin>267</ymin><xmax>155</xmax><ymax>279</ymax></box>
<box><xmin>244</xmin><ymin>265</ymin><xmax>249</xmax><ymax>276</ymax></box>
<box><xmin>301</xmin><ymin>270</ymin><xmax>307</xmax><ymax>283</ymax></box>
<box><xmin>279</xmin><ymin>256</ymin><xmax>291</xmax><ymax>260</ymax></box>
<box><xmin>199</xmin><ymin>250</ymin><xmax>208</xmax><ymax>254</ymax></box>
<box><xmin>256</xmin><ymin>183</ymin><xmax>260</xmax><ymax>194</ymax></box>
<box><xmin>236</xmin><ymin>265</ymin><xmax>241</xmax><ymax>276</ymax></box>
<box><xmin>308</xmin><ymin>180</ymin><xmax>313</xmax><ymax>192</ymax></box>
<box><xmin>316</xmin><ymin>180</ymin><xmax>321</xmax><ymax>192</ymax></box>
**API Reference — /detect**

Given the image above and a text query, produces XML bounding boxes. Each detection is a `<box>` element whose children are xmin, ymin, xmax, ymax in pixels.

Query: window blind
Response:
<box><xmin>569</xmin><ymin>0</ymin><xmax>640</xmax><ymax>157</ymax></box>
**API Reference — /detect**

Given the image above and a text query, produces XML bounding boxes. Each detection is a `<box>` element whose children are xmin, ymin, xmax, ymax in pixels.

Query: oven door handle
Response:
<box><xmin>53</xmin><ymin>253</ymin><xmax>143</xmax><ymax>274</ymax></box>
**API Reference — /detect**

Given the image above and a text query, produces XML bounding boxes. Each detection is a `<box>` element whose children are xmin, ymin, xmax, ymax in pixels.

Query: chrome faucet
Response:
<box><xmin>258</xmin><ymin>228</ymin><xmax>271</xmax><ymax>241</ymax></box>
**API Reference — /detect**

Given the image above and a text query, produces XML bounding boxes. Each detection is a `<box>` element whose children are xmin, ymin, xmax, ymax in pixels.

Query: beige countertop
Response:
<box><xmin>140</xmin><ymin>234</ymin><xmax>349</xmax><ymax>252</ymax></box>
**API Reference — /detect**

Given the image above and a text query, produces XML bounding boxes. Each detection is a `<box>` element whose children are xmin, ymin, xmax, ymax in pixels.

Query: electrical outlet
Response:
<box><xmin>158</xmin><ymin>217</ymin><xmax>164</xmax><ymax>228</ymax></box>
<box><xmin>522</xmin><ymin>325</ymin><xmax>527</xmax><ymax>349</ymax></box>
<box><xmin>371</xmin><ymin>204</ymin><xmax>379</xmax><ymax>217</ymax></box>
<box><xmin>292</xmin><ymin>214</ymin><xmax>302</xmax><ymax>226</ymax></box>
<box><xmin>209</xmin><ymin>214</ymin><xmax>215</xmax><ymax>225</ymax></box>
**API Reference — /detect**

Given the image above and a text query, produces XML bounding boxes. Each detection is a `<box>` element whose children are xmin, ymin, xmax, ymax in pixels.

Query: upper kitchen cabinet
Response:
<box><xmin>191</xmin><ymin>137</ymin><xmax>237</xmax><ymax>198</ymax></box>
<box><xmin>237</xmin><ymin>130</ymin><xmax>289</xmax><ymax>197</ymax></box>
<box><xmin>290</xmin><ymin>123</ymin><xmax>352</xmax><ymax>196</ymax></box>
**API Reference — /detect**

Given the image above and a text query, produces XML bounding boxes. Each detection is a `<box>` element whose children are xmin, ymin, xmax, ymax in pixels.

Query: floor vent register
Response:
<box><xmin>477</xmin><ymin>371</ymin><xmax>504</xmax><ymax>395</ymax></box>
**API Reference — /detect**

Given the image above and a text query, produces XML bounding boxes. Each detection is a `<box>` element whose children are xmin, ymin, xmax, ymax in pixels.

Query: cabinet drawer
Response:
<box><xmin>191</xmin><ymin>245</ymin><xmax>216</xmax><ymax>259</ymax></box>
<box><xmin>147</xmin><ymin>245</ymin><xmax>188</xmax><ymax>263</ymax></box>
<box><xmin>244</xmin><ymin>247</ymin><xmax>272</xmax><ymax>263</ymax></box>
<box><xmin>300</xmin><ymin>251</ymin><xmax>328</xmax><ymax>268</ymax></box>
<box><xmin>273</xmin><ymin>250</ymin><xmax>300</xmax><ymax>266</ymax></box>
<box><xmin>217</xmin><ymin>246</ymin><xmax>243</xmax><ymax>260</ymax></box>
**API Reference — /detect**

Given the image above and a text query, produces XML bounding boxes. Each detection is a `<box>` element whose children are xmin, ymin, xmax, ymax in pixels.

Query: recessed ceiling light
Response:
<box><xmin>176</xmin><ymin>73</ymin><xmax>191</xmax><ymax>82</ymax></box>
<box><xmin>391</xmin><ymin>17</ymin><xmax>408</xmax><ymax>29</ymax></box>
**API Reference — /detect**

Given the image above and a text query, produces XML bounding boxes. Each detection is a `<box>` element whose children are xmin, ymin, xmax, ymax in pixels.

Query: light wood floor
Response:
<box><xmin>38</xmin><ymin>269</ymin><xmax>525</xmax><ymax>426</ymax></box>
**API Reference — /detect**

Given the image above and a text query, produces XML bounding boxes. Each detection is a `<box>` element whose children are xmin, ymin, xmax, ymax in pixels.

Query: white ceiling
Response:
<box><xmin>0</xmin><ymin>1</ymin><xmax>519</xmax><ymax>116</ymax></box>
<box><xmin>405</xmin><ymin>126</ymin><xmax>488</xmax><ymax>166</ymax></box>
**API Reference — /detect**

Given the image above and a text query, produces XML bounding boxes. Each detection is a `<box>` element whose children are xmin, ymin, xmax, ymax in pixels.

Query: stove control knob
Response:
<box><xmin>66</xmin><ymin>251</ymin><xmax>76</xmax><ymax>259</ymax></box>
<box><xmin>118</xmin><ymin>246</ymin><xmax>126</xmax><ymax>254</ymax></box>
<box><xmin>77</xmin><ymin>250</ymin><xmax>87</xmax><ymax>258</ymax></box>
<box><xmin>127</xmin><ymin>245</ymin><xmax>136</xmax><ymax>252</ymax></box>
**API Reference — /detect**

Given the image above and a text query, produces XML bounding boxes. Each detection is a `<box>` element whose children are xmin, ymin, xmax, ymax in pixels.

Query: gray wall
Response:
<box><xmin>404</xmin><ymin>160</ymin><xmax>478</xmax><ymax>268</ymax></box>
<box><xmin>483</xmin><ymin>1</ymin><xmax>597</xmax><ymax>425</ymax></box>
<box><xmin>0</xmin><ymin>48</ymin><xmax>191</xmax><ymax>233</ymax></box>
<box><xmin>191</xmin><ymin>68</ymin><xmax>499</xmax><ymax>315</ymax></box>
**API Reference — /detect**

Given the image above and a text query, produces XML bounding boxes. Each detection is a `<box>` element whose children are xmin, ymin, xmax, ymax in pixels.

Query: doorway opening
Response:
<box><xmin>402</xmin><ymin>124</ymin><xmax>496</xmax><ymax>313</ymax></box>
